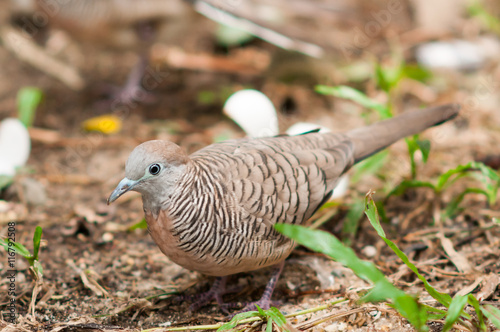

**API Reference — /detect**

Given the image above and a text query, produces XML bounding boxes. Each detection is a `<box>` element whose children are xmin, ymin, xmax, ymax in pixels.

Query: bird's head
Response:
<box><xmin>107</xmin><ymin>140</ymin><xmax>189</xmax><ymax>204</ymax></box>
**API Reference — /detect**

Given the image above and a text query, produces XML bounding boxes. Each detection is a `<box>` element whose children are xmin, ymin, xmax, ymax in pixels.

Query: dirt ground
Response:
<box><xmin>1</xmin><ymin>1</ymin><xmax>500</xmax><ymax>331</ymax></box>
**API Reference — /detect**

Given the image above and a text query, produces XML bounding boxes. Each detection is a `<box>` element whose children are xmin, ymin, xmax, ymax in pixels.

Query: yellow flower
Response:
<box><xmin>82</xmin><ymin>115</ymin><xmax>122</xmax><ymax>134</ymax></box>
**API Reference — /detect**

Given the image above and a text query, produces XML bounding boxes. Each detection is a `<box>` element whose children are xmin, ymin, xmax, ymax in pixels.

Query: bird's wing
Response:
<box><xmin>191</xmin><ymin>133</ymin><xmax>354</xmax><ymax>230</ymax></box>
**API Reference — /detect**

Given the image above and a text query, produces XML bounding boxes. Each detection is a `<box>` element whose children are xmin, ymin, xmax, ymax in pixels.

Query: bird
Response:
<box><xmin>107</xmin><ymin>103</ymin><xmax>460</xmax><ymax>313</ymax></box>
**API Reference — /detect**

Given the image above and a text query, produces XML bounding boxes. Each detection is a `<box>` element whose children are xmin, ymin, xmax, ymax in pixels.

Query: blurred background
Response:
<box><xmin>1</xmin><ymin>0</ymin><xmax>500</xmax><ymax>330</ymax></box>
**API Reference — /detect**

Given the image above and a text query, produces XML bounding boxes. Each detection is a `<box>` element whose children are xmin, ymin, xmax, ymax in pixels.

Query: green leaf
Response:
<box><xmin>266</xmin><ymin>318</ymin><xmax>273</xmax><ymax>332</ymax></box>
<box><xmin>128</xmin><ymin>219</ymin><xmax>148</xmax><ymax>231</ymax></box>
<box><xmin>402</xmin><ymin>64</ymin><xmax>433</xmax><ymax>83</ymax></box>
<box><xmin>436</xmin><ymin>162</ymin><xmax>477</xmax><ymax>192</ymax></box>
<box><xmin>267</xmin><ymin>307</ymin><xmax>287</xmax><ymax>327</ymax></box>
<box><xmin>364</xmin><ymin>194</ymin><xmax>452</xmax><ymax>308</ymax></box>
<box><xmin>33</xmin><ymin>259</ymin><xmax>44</xmax><ymax>277</ymax></box>
<box><xmin>217</xmin><ymin>311</ymin><xmax>260</xmax><ymax>331</ymax></box>
<box><xmin>444</xmin><ymin>188</ymin><xmax>490</xmax><ymax>218</ymax></box>
<box><xmin>467</xmin><ymin>295</ymin><xmax>486</xmax><ymax>331</ymax></box>
<box><xmin>342</xmin><ymin>199</ymin><xmax>366</xmax><ymax>245</ymax></box>
<box><xmin>352</xmin><ymin>150</ymin><xmax>389</xmax><ymax>183</ymax></box>
<box><xmin>17</xmin><ymin>87</ymin><xmax>43</xmax><ymax>128</ymax></box>
<box><xmin>255</xmin><ymin>304</ymin><xmax>266</xmax><ymax>317</ymax></box>
<box><xmin>314</xmin><ymin>85</ymin><xmax>391</xmax><ymax>119</ymax></box>
<box><xmin>387</xmin><ymin>180</ymin><xmax>436</xmax><ymax>197</ymax></box>
<box><xmin>436</xmin><ymin>161</ymin><xmax>500</xmax><ymax>203</ymax></box>
<box><xmin>416</xmin><ymin>139</ymin><xmax>431</xmax><ymax>163</ymax></box>
<box><xmin>374</xmin><ymin>62</ymin><xmax>403</xmax><ymax>94</ymax></box>
<box><xmin>405</xmin><ymin>136</ymin><xmax>431</xmax><ymax>179</ymax></box>
<box><xmin>481</xmin><ymin>304</ymin><xmax>500</xmax><ymax>329</ymax></box>
<box><xmin>422</xmin><ymin>304</ymin><xmax>447</xmax><ymax>320</ymax></box>
<box><xmin>468</xmin><ymin>1</ymin><xmax>500</xmax><ymax>35</ymax></box>
<box><xmin>32</xmin><ymin>226</ymin><xmax>42</xmax><ymax>261</ymax></box>
<box><xmin>1</xmin><ymin>238</ymin><xmax>32</xmax><ymax>259</ymax></box>
<box><xmin>387</xmin><ymin>295</ymin><xmax>428</xmax><ymax>331</ymax></box>
<box><xmin>275</xmin><ymin>223</ymin><xmax>428</xmax><ymax>331</ymax></box>
<box><xmin>364</xmin><ymin>196</ymin><xmax>385</xmax><ymax>237</ymax></box>
<box><xmin>442</xmin><ymin>294</ymin><xmax>468</xmax><ymax>332</ymax></box>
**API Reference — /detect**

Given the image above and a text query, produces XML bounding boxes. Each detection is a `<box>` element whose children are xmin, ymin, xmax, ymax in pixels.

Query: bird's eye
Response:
<box><xmin>149</xmin><ymin>164</ymin><xmax>161</xmax><ymax>175</ymax></box>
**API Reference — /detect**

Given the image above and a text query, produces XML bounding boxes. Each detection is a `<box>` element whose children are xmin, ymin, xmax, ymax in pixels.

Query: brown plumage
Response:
<box><xmin>108</xmin><ymin>103</ymin><xmax>460</xmax><ymax>311</ymax></box>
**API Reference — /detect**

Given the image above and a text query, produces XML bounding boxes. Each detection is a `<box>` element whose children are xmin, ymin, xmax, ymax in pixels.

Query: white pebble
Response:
<box><xmin>361</xmin><ymin>245</ymin><xmax>377</xmax><ymax>258</ymax></box>
<box><xmin>0</xmin><ymin>118</ymin><xmax>31</xmax><ymax>176</ymax></box>
<box><xmin>223</xmin><ymin>89</ymin><xmax>278</xmax><ymax>138</ymax></box>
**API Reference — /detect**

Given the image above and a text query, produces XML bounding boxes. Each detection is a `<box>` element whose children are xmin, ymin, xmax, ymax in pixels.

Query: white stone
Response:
<box><xmin>0</xmin><ymin>118</ymin><xmax>31</xmax><ymax>176</ymax></box>
<box><xmin>361</xmin><ymin>245</ymin><xmax>378</xmax><ymax>258</ymax></box>
<box><xmin>223</xmin><ymin>89</ymin><xmax>278</xmax><ymax>138</ymax></box>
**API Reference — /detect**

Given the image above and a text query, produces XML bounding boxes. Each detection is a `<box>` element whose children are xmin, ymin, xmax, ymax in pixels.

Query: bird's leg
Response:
<box><xmin>223</xmin><ymin>261</ymin><xmax>285</xmax><ymax>314</ymax></box>
<box><xmin>177</xmin><ymin>276</ymin><xmax>229</xmax><ymax>313</ymax></box>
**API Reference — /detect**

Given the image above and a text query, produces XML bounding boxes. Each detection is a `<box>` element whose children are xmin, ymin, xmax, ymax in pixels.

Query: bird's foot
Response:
<box><xmin>175</xmin><ymin>276</ymin><xmax>239</xmax><ymax>314</ymax></box>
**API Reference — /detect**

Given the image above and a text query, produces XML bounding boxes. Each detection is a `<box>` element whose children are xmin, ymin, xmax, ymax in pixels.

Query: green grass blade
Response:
<box><xmin>442</xmin><ymin>294</ymin><xmax>468</xmax><ymax>332</ymax></box>
<box><xmin>387</xmin><ymin>180</ymin><xmax>436</xmax><ymax>197</ymax></box>
<box><xmin>468</xmin><ymin>295</ymin><xmax>486</xmax><ymax>331</ymax></box>
<box><xmin>128</xmin><ymin>218</ymin><xmax>148</xmax><ymax>231</ymax></box>
<box><xmin>217</xmin><ymin>311</ymin><xmax>260</xmax><ymax>331</ymax></box>
<box><xmin>267</xmin><ymin>307</ymin><xmax>287</xmax><ymax>327</ymax></box>
<box><xmin>405</xmin><ymin>137</ymin><xmax>418</xmax><ymax>179</ymax></box>
<box><xmin>314</xmin><ymin>85</ymin><xmax>390</xmax><ymax>118</ymax></box>
<box><xmin>33</xmin><ymin>259</ymin><xmax>44</xmax><ymax>277</ymax></box>
<box><xmin>275</xmin><ymin>223</ymin><xmax>428</xmax><ymax>330</ymax></box>
<box><xmin>266</xmin><ymin>319</ymin><xmax>273</xmax><ymax>332</ymax></box>
<box><xmin>364</xmin><ymin>194</ymin><xmax>452</xmax><ymax>307</ymax></box>
<box><xmin>255</xmin><ymin>304</ymin><xmax>266</xmax><ymax>317</ymax></box>
<box><xmin>416</xmin><ymin>139</ymin><xmax>431</xmax><ymax>163</ymax></box>
<box><xmin>1</xmin><ymin>238</ymin><xmax>32</xmax><ymax>258</ymax></box>
<box><xmin>17</xmin><ymin>87</ymin><xmax>43</xmax><ymax>128</ymax></box>
<box><xmin>402</xmin><ymin>64</ymin><xmax>433</xmax><ymax>83</ymax></box>
<box><xmin>481</xmin><ymin>304</ymin><xmax>500</xmax><ymax>329</ymax></box>
<box><xmin>352</xmin><ymin>150</ymin><xmax>389</xmax><ymax>183</ymax></box>
<box><xmin>444</xmin><ymin>188</ymin><xmax>489</xmax><ymax>218</ymax></box>
<box><xmin>32</xmin><ymin>226</ymin><xmax>43</xmax><ymax>261</ymax></box>
<box><xmin>342</xmin><ymin>199</ymin><xmax>366</xmax><ymax>245</ymax></box>
<box><xmin>468</xmin><ymin>1</ymin><xmax>500</xmax><ymax>35</ymax></box>
<box><xmin>436</xmin><ymin>162</ymin><xmax>477</xmax><ymax>192</ymax></box>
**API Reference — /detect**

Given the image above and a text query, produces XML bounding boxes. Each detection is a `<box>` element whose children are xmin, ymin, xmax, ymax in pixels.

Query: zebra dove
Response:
<box><xmin>108</xmin><ymin>104</ymin><xmax>460</xmax><ymax>312</ymax></box>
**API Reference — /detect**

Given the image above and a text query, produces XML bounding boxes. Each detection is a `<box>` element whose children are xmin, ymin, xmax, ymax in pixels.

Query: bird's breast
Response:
<box><xmin>144</xmin><ymin>207</ymin><xmax>294</xmax><ymax>276</ymax></box>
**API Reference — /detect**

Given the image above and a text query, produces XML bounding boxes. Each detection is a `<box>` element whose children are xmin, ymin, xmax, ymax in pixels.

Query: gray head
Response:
<box><xmin>107</xmin><ymin>140</ymin><xmax>190</xmax><ymax>205</ymax></box>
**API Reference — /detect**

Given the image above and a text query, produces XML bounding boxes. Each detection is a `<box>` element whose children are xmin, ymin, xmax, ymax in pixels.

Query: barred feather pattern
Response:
<box><xmin>160</xmin><ymin>132</ymin><xmax>355</xmax><ymax>274</ymax></box>
<box><xmin>116</xmin><ymin>104</ymin><xmax>459</xmax><ymax>276</ymax></box>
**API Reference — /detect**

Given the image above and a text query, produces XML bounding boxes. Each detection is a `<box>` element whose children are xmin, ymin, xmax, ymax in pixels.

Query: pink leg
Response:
<box><xmin>222</xmin><ymin>261</ymin><xmax>285</xmax><ymax>314</ymax></box>
<box><xmin>180</xmin><ymin>262</ymin><xmax>285</xmax><ymax>315</ymax></box>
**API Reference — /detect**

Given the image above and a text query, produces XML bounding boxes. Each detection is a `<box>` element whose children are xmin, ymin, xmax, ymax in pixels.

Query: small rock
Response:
<box><xmin>0</xmin><ymin>118</ymin><xmax>31</xmax><ymax>177</ymax></box>
<box><xmin>287</xmin><ymin>281</ymin><xmax>297</xmax><ymax>290</ymax></box>
<box><xmin>224</xmin><ymin>89</ymin><xmax>278</xmax><ymax>138</ymax></box>
<box><xmin>361</xmin><ymin>245</ymin><xmax>377</xmax><ymax>258</ymax></box>
<box><xmin>324</xmin><ymin>322</ymin><xmax>347</xmax><ymax>332</ymax></box>
<box><xmin>101</xmin><ymin>232</ymin><xmax>114</xmax><ymax>243</ymax></box>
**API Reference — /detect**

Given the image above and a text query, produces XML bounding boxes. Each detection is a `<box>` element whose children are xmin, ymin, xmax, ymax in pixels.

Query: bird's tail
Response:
<box><xmin>346</xmin><ymin>104</ymin><xmax>460</xmax><ymax>163</ymax></box>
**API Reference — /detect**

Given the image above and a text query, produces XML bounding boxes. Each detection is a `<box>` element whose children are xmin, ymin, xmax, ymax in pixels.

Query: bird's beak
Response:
<box><xmin>107</xmin><ymin>177</ymin><xmax>138</xmax><ymax>204</ymax></box>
